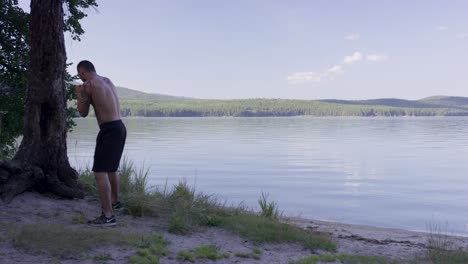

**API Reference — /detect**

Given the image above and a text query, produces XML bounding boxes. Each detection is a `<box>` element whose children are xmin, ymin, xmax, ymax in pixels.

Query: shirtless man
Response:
<box><xmin>75</xmin><ymin>60</ymin><xmax>126</xmax><ymax>226</ymax></box>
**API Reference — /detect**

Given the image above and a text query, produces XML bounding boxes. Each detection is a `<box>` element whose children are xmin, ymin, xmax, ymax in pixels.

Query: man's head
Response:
<box><xmin>77</xmin><ymin>60</ymin><xmax>96</xmax><ymax>81</ymax></box>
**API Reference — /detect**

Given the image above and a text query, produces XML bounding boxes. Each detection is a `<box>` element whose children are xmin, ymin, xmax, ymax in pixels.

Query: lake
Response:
<box><xmin>68</xmin><ymin>117</ymin><xmax>468</xmax><ymax>235</ymax></box>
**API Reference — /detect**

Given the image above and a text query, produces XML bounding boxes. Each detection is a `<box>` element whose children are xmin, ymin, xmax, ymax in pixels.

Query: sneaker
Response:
<box><xmin>87</xmin><ymin>214</ymin><xmax>117</xmax><ymax>227</ymax></box>
<box><xmin>112</xmin><ymin>201</ymin><xmax>123</xmax><ymax>210</ymax></box>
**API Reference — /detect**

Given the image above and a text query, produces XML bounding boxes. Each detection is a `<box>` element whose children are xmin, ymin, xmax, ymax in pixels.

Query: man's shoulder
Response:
<box><xmin>102</xmin><ymin>76</ymin><xmax>114</xmax><ymax>85</ymax></box>
<box><xmin>93</xmin><ymin>76</ymin><xmax>113</xmax><ymax>86</ymax></box>
<box><xmin>88</xmin><ymin>76</ymin><xmax>108</xmax><ymax>87</ymax></box>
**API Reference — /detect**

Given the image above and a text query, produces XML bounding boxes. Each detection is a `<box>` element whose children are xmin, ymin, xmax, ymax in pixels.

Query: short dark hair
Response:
<box><xmin>77</xmin><ymin>60</ymin><xmax>96</xmax><ymax>72</ymax></box>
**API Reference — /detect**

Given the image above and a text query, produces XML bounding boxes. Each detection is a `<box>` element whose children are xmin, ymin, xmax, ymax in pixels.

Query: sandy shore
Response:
<box><xmin>288</xmin><ymin>217</ymin><xmax>468</xmax><ymax>261</ymax></box>
<box><xmin>1</xmin><ymin>192</ymin><xmax>467</xmax><ymax>263</ymax></box>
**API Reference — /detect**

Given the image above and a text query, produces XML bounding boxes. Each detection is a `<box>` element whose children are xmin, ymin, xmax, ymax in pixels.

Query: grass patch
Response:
<box><xmin>116</xmin><ymin>160</ymin><xmax>155</xmax><ymax>217</ymax></box>
<box><xmin>137</xmin><ymin>234</ymin><xmax>169</xmax><ymax>256</ymax></box>
<box><xmin>70</xmin><ymin>212</ymin><xmax>87</xmax><ymax>224</ymax></box>
<box><xmin>234</xmin><ymin>246</ymin><xmax>263</xmax><ymax>260</ymax></box>
<box><xmin>166</xmin><ymin>181</ymin><xmax>221</xmax><ymax>234</ymax></box>
<box><xmin>421</xmin><ymin>222</ymin><xmax>468</xmax><ymax>264</ymax></box>
<box><xmin>234</xmin><ymin>252</ymin><xmax>261</xmax><ymax>260</ymax></box>
<box><xmin>166</xmin><ymin>182</ymin><xmax>197</xmax><ymax>234</ymax></box>
<box><xmin>129</xmin><ymin>253</ymin><xmax>160</xmax><ymax>264</ymax></box>
<box><xmin>92</xmin><ymin>253</ymin><xmax>113</xmax><ymax>261</ymax></box>
<box><xmin>13</xmin><ymin>224</ymin><xmax>160</xmax><ymax>259</ymax></box>
<box><xmin>0</xmin><ymin>222</ymin><xmax>16</xmax><ymax>242</ymax></box>
<box><xmin>78</xmin><ymin>168</ymin><xmax>97</xmax><ymax>196</ymax></box>
<box><xmin>220</xmin><ymin>213</ymin><xmax>336</xmax><ymax>252</ymax></box>
<box><xmin>79</xmin><ymin>158</ymin><xmax>222</xmax><ymax>229</ymax></box>
<box><xmin>427</xmin><ymin>250</ymin><xmax>468</xmax><ymax>264</ymax></box>
<box><xmin>78</xmin><ymin>158</ymin><xmax>336</xmax><ymax>252</ymax></box>
<box><xmin>291</xmin><ymin>254</ymin><xmax>398</xmax><ymax>264</ymax></box>
<box><xmin>259</xmin><ymin>192</ymin><xmax>281</xmax><ymax>220</ymax></box>
<box><xmin>82</xmin><ymin>159</ymin><xmax>223</xmax><ymax>234</ymax></box>
<box><xmin>78</xmin><ymin>157</ymin><xmax>153</xmax><ymax>216</ymax></box>
<box><xmin>176</xmin><ymin>251</ymin><xmax>196</xmax><ymax>262</ymax></box>
<box><xmin>252</xmin><ymin>246</ymin><xmax>263</xmax><ymax>255</ymax></box>
<box><xmin>119</xmin><ymin>155</ymin><xmax>134</xmax><ymax>195</ymax></box>
<box><xmin>194</xmin><ymin>245</ymin><xmax>230</xmax><ymax>260</ymax></box>
<box><xmin>129</xmin><ymin>234</ymin><xmax>170</xmax><ymax>264</ymax></box>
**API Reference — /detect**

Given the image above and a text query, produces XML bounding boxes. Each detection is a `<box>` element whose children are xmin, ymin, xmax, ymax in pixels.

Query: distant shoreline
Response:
<box><xmin>115</xmin><ymin>87</ymin><xmax>468</xmax><ymax>118</ymax></box>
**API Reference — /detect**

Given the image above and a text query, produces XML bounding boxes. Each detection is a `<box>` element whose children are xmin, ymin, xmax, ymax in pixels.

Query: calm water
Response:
<box><xmin>68</xmin><ymin>117</ymin><xmax>468</xmax><ymax>235</ymax></box>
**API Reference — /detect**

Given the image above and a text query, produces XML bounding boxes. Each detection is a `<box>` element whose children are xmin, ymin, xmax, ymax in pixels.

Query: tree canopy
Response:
<box><xmin>0</xmin><ymin>0</ymin><xmax>97</xmax><ymax>159</ymax></box>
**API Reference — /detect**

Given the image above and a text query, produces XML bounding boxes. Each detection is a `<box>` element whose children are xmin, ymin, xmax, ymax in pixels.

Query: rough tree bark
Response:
<box><xmin>0</xmin><ymin>0</ymin><xmax>84</xmax><ymax>202</ymax></box>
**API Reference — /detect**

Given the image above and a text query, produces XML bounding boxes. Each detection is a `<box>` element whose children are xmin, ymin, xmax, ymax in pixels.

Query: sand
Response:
<box><xmin>1</xmin><ymin>192</ymin><xmax>467</xmax><ymax>263</ymax></box>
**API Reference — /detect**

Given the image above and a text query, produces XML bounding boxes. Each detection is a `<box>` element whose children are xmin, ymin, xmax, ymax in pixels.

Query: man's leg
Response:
<box><xmin>108</xmin><ymin>172</ymin><xmax>120</xmax><ymax>204</ymax></box>
<box><xmin>94</xmin><ymin>172</ymin><xmax>113</xmax><ymax>217</ymax></box>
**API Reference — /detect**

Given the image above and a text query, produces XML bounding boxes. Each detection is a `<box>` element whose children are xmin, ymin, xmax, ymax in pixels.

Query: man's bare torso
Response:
<box><xmin>82</xmin><ymin>76</ymin><xmax>121</xmax><ymax>125</ymax></box>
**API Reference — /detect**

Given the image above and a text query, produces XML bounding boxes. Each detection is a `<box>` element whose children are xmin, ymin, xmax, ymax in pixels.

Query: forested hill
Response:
<box><xmin>116</xmin><ymin>86</ymin><xmax>192</xmax><ymax>102</ymax></box>
<box><xmin>115</xmin><ymin>87</ymin><xmax>468</xmax><ymax>117</ymax></box>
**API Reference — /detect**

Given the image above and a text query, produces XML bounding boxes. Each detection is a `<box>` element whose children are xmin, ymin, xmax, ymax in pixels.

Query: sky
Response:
<box><xmin>17</xmin><ymin>0</ymin><xmax>468</xmax><ymax>100</ymax></box>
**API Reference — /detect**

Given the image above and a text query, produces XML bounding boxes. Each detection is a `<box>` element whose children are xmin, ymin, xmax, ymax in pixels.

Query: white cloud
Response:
<box><xmin>324</xmin><ymin>65</ymin><xmax>344</xmax><ymax>80</ymax></box>
<box><xmin>456</xmin><ymin>33</ymin><xmax>468</xmax><ymax>39</ymax></box>
<box><xmin>366</xmin><ymin>54</ymin><xmax>388</xmax><ymax>62</ymax></box>
<box><xmin>435</xmin><ymin>26</ymin><xmax>448</xmax><ymax>31</ymax></box>
<box><xmin>288</xmin><ymin>51</ymin><xmax>387</xmax><ymax>84</ymax></box>
<box><xmin>345</xmin><ymin>33</ymin><xmax>360</xmax><ymax>41</ymax></box>
<box><xmin>327</xmin><ymin>65</ymin><xmax>344</xmax><ymax>74</ymax></box>
<box><xmin>343</xmin><ymin>52</ymin><xmax>363</xmax><ymax>64</ymax></box>
<box><xmin>287</xmin><ymin>72</ymin><xmax>323</xmax><ymax>84</ymax></box>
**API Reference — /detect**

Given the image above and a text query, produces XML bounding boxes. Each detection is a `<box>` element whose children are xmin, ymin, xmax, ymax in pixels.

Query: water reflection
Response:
<box><xmin>68</xmin><ymin>117</ymin><xmax>468</xmax><ymax>235</ymax></box>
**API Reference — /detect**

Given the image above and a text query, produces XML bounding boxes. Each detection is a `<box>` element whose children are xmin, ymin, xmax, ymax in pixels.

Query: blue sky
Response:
<box><xmin>18</xmin><ymin>0</ymin><xmax>468</xmax><ymax>99</ymax></box>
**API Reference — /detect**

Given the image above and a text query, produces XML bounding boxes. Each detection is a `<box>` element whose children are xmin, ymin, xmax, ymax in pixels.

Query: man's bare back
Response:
<box><xmin>76</xmin><ymin>75</ymin><xmax>121</xmax><ymax>125</ymax></box>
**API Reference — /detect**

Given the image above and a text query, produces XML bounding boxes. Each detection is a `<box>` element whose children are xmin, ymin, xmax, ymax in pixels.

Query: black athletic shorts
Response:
<box><xmin>92</xmin><ymin>120</ymin><xmax>127</xmax><ymax>173</ymax></box>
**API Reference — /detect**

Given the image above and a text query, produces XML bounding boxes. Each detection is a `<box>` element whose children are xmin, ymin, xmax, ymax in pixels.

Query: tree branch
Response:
<box><xmin>0</xmin><ymin>84</ymin><xmax>18</xmax><ymax>96</ymax></box>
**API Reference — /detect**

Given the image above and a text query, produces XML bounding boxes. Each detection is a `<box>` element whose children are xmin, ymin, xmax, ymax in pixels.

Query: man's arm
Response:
<box><xmin>75</xmin><ymin>84</ymin><xmax>91</xmax><ymax>117</ymax></box>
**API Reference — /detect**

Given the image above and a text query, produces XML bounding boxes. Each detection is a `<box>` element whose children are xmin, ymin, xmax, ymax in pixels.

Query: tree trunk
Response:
<box><xmin>0</xmin><ymin>0</ymin><xmax>84</xmax><ymax>202</ymax></box>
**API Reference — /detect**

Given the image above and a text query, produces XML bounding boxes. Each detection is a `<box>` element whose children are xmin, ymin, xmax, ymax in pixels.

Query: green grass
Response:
<box><xmin>0</xmin><ymin>222</ymin><xmax>16</xmax><ymax>242</ymax></box>
<box><xmin>129</xmin><ymin>234</ymin><xmax>170</xmax><ymax>264</ymax></box>
<box><xmin>194</xmin><ymin>245</ymin><xmax>230</xmax><ymax>260</ymax></box>
<box><xmin>166</xmin><ymin>181</ymin><xmax>226</xmax><ymax>234</ymax></box>
<box><xmin>167</xmin><ymin>181</ymin><xmax>196</xmax><ymax>234</ymax></box>
<box><xmin>291</xmin><ymin>254</ymin><xmax>398</xmax><ymax>264</ymax></box>
<box><xmin>421</xmin><ymin>223</ymin><xmax>468</xmax><ymax>264</ymax></box>
<box><xmin>176</xmin><ymin>251</ymin><xmax>196</xmax><ymax>262</ymax></box>
<box><xmin>79</xmin><ymin>160</ymin><xmax>224</xmax><ymax>234</ymax></box>
<box><xmin>129</xmin><ymin>253</ymin><xmax>160</xmax><ymax>264</ymax></box>
<box><xmin>92</xmin><ymin>253</ymin><xmax>113</xmax><ymax>261</ymax></box>
<box><xmin>425</xmin><ymin>230</ymin><xmax>468</xmax><ymax>264</ymax></box>
<box><xmin>426</xmin><ymin>250</ymin><xmax>468</xmax><ymax>264</ymax></box>
<box><xmin>137</xmin><ymin>234</ymin><xmax>169</xmax><ymax>256</ymax></box>
<box><xmin>78</xmin><ymin>168</ymin><xmax>97</xmax><ymax>196</ymax></box>
<box><xmin>13</xmin><ymin>224</ymin><xmax>162</xmax><ymax>259</ymax></box>
<box><xmin>119</xmin><ymin>160</ymin><xmax>155</xmax><ymax>217</ymax></box>
<box><xmin>78</xmin><ymin>158</ymin><xmax>336</xmax><ymax>253</ymax></box>
<box><xmin>252</xmin><ymin>246</ymin><xmax>263</xmax><ymax>255</ymax></box>
<box><xmin>79</xmin><ymin>158</ymin><xmax>160</xmax><ymax>218</ymax></box>
<box><xmin>119</xmin><ymin>155</ymin><xmax>134</xmax><ymax>194</ymax></box>
<box><xmin>219</xmin><ymin>213</ymin><xmax>336</xmax><ymax>252</ymax></box>
<box><xmin>234</xmin><ymin>247</ymin><xmax>263</xmax><ymax>260</ymax></box>
<box><xmin>70</xmin><ymin>212</ymin><xmax>87</xmax><ymax>224</ymax></box>
<box><xmin>133</xmin><ymin>164</ymin><xmax>150</xmax><ymax>194</ymax></box>
<box><xmin>258</xmin><ymin>192</ymin><xmax>281</xmax><ymax>220</ymax></box>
